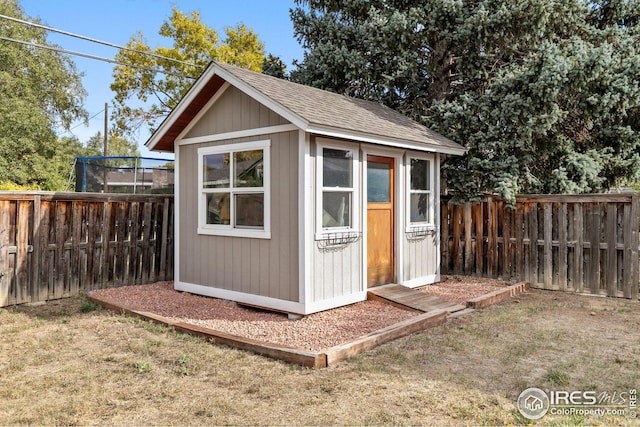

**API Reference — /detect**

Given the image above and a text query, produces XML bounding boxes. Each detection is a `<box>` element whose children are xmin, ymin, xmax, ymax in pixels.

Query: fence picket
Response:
<box><xmin>441</xmin><ymin>194</ymin><xmax>639</xmax><ymax>300</ymax></box>
<box><xmin>0</xmin><ymin>192</ymin><xmax>174</xmax><ymax>307</ymax></box>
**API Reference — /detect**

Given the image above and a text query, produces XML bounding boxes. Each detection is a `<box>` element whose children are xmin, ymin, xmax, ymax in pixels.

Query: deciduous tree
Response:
<box><xmin>111</xmin><ymin>7</ymin><xmax>265</xmax><ymax>137</ymax></box>
<box><xmin>0</xmin><ymin>0</ymin><xmax>87</xmax><ymax>190</ymax></box>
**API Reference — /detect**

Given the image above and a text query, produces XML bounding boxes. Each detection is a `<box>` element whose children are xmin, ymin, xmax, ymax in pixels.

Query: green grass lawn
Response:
<box><xmin>1</xmin><ymin>289</ymin><xmax>639</xmax><ymax>426</ymax></box>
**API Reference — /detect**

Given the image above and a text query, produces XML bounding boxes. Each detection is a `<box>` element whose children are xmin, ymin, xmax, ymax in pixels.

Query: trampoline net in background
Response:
<box><xmin>74</xmin><ymin>156</ymin><xmax>174</xmax><ymax>194</ymax></box>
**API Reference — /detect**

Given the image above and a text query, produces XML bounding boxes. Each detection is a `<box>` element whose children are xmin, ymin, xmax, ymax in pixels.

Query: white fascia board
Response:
<box><xmin>306</xmin><ymin>124</ymin><xmax>467</xmax><ymax>156</ymax></box>
<box><xmin>146</xmin><ymin>64</ymin><xmax>220</xmax><ymax>151</ymax></box>
<box><xmin>176</xmin><ymin>124</ymin><xmax>298</xmax><ymax>146</ymax></box>
<box><xmin>212</xmin><ymin>64</ymin><xmax>309</xmax><ymax>131</ymax></box>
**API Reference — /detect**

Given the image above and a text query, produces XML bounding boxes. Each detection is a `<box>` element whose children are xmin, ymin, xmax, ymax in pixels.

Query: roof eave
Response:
<box><xmin>306</xmin><ymin>124</ymin><xmax>467</xmax><ymax>156</ymax></box>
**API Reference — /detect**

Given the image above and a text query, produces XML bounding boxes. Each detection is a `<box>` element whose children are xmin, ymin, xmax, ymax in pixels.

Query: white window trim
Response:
<box><xmin>197</xmin><ymin>139</ymin><xmax>271</xmax><ymax>239</ymax></box>
<box><xmin>315</xmin><ymin>139</ymin><xmax>360</xmax><ymax>240</ymax></box>
<box><xmin>405</xmin><ymin>153</ymin><xmax>435</xmax><ymax>232</ymax></box>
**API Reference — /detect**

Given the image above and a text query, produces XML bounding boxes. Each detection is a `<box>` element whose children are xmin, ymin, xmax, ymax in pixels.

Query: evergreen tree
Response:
<box><xmin>291</xmin><ymin>0</ymin><xmax>640</xmax><ymax>202</ymax></box>
<box><xmin>262</xmin><ymin>53</ymin><xmax>288</xmax><ymax>79</ymax></box>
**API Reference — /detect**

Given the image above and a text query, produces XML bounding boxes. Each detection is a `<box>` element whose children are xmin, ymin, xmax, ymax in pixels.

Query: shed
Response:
<box><xmin>146</xmin><ymin>61</ymin><xmax>466</xmax><ymax>316</ymax></box>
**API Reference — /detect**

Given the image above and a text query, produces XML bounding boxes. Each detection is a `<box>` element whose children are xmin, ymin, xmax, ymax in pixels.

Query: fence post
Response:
<box><xmin>589</xmin><ymin>203</ymin><xmax>601</xmax><ymax>295</ymax></box>
<box><xmin>631</xmin><ymin>194</ymin><xmax>640</xmax><ymax>299</ymax></box>
<box><xmin>0</xmin><ymin>200</ymin><xmax>10</xmax><ymax>306</ymax></box>
<box><xmin>159</xmin><ymin>198</ymin><xmax>170</xmax><ymax>281</ymax></box>
<box><xmin>558</xmin><ymin>203</ymin><xmax>568</xmax><ymax>291</ymax></box>
<box><xmin>16</xmin><ymin>201</ymin><xmax>30</xmax><ymax>303</ymax></box>
<box><xmin>463</xmin><ymin>203</ymin><xmax>473</xmax><ymax>275</ymax></box>
<box><xmin>543</xmin><ymin>203</ymin><xmax>553</xmax><ymax>289</ymax></box>
<box><xmin>31</xmin><ymin>195</ymin><xmax>41</xmax><ymax>302</ymax></box>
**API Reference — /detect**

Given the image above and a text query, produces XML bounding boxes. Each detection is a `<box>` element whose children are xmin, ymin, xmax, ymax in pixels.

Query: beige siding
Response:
<box><xmin>179</xmin><ymin>130</ymin><xmax>299</xmax><ymax>301</ymax></box>
<box><xmin>185</xmin><ymin>86</ymin><xmax>289</xmax><ymax>138</ymax></box>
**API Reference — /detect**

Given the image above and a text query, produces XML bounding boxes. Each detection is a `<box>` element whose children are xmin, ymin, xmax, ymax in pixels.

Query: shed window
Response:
<box><xmin>198</xmin><ymin>140</ymin><xmax>270</xmax><ymax>239</ymax></box>
<box><xmin>316</xmin><ymin>142</ymin><xmax>360</xmax><ymax>238</ymax></box>
<box><xmin>407</xmin><ymin>156</ymin><xmax>434</xmax><ymax>227</ymax></box>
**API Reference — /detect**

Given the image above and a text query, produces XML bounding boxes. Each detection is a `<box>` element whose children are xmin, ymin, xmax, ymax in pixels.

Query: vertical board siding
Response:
<box><xmin>185</xmin><ymin>86</ymin><xmax>290</xmax><ymax>139</ymax></box>
<box><xmin>0</xmin><ymin>192</ymin><xmax>174</xmax><ymax>307</ymax></box>
<box><xmin>178</xmin><ymin>131</ymin><xmax>299</xmax><ymax>302</ymax></box>
<box><xmin>441</xmin><ymin>194</ymin><xmax>640</xmax><ymax>299</ymax></box>
<box><xmin>403</xmin><ymin>233</ymin><xmax>438</xmax><ymax>282</ymax></box>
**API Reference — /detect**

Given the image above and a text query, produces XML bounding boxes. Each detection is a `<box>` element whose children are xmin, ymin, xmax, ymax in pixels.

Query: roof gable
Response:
<box><xmin>146</xmin><ymin>62</ymin><xmax>465</xmax><ymax>155</ymax></box>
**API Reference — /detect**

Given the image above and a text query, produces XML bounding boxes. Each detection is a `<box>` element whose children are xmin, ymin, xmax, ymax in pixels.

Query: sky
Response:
<box><xmin>17</xmin><ymin>0</ymin><xmax>305</xmax><ymax>159</ymax></box>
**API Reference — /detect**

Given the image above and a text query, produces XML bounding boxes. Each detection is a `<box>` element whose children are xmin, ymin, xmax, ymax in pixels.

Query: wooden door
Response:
<box><xmin>367</xmin><ymin>155</ymin><xmax>394</xmax><ymax>287</ymax></box>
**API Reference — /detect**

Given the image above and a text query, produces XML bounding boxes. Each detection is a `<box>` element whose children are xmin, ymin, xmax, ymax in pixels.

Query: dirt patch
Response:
<box><xmin>418</xmin><ymin>274</ymin><xmax>510</xmax><ymax>305</ymax></box>
<box><xmin>89</xmin><ymin>276</ymin><xmax>512</xmax><ymax>351</ymax></box>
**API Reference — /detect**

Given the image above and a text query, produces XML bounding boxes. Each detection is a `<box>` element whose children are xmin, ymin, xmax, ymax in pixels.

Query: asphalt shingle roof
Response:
<box><xmin>146</xmin><ymin>61</ymin><xmax>465</xmax><ymax>154</ymax></box>
<box><xmin>215</xmin><ymin>62</ymin><xmax>464</xmax><ymax>153</ymax></box>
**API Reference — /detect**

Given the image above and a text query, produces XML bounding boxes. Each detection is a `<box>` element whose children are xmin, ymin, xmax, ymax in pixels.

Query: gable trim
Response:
<box><xmin>146</xmin><ymin>65</ymin><xmax>223</xmax><ymax>151</ymax></box>
<box><xmin>176</xmin><ymin>82</ymin><xmax>231</xmax><ymax>141</ymax></box>
<box><xmin>176</xmin><ymin>124</ymin><xmax>299</xmax><ymax>146</ymax></box>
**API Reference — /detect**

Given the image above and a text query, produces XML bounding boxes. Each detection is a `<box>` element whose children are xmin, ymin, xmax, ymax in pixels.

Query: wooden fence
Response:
<box><xmin>441</xmin><ymin>194</ymin><xmax>640</xmax><ymax>299</ymax></box>
<box><xmin>0</xmin><ymin>192</ymin><xmax>174</xmax><ymax>307</ymax></box>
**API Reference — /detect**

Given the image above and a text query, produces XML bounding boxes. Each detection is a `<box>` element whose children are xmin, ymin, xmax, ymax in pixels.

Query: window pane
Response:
<box><xmin>322</xmin><ymin>191</ymin><xmax>351</xmax><ymax>228</ymax></box>
<box><xmin>235</xmin><ymin>193</ymin><xmax>264</xmax><ymax>228</ymax></box>
<box><xmin>234</xmin><ymin>150</ymin><xmax>264</xmax><ymax>187</ymax></box>
<box><xmin>323</xmin><ymin>148</ymin><xmax>352</xmax><ymax>188</ymax></box>
<box><xmin>410</xmin><ymin>193</ymin><xmax>430</xmax><ymax>223</ymax></box>
<box><xmin>203</xmin><ymin>153</ymin><xmax>230</xmax><ymax>188</ymax></box>
<box><xmin>410</xmin><ymin>159</ymin><xmax>430</xmax><ymax>191</ymax></box>
<box><xmin>206</xmin><ymin>193</ymin><xmax>230</xmax><ymax>225</ymax></box>
<box><xmin>367</xmin><ymin>162</ymin><xmax>391</xmax><ymax>202</ymax></box>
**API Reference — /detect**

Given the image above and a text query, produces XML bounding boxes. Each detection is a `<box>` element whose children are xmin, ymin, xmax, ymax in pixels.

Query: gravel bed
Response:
<box><xmin>90</xmin><ymin>276</ymin><xmax>509</xmax><ymax>351</ymax></box>
<box><xmin>90</xmin><ymin>282</ymin><xmax>418</xmax><ymax>351</ymax></box>
<box><xmin>418</xmin><ymin>274</ymin><xmax>509</xmax><ymax>305</ymax></box>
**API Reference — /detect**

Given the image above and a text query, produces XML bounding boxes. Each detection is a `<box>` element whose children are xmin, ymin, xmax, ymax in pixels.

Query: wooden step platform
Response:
<box><xmin>368</xmin><ymin>284</ymin><xmax>466</xmax><ymax>314</ymax></box>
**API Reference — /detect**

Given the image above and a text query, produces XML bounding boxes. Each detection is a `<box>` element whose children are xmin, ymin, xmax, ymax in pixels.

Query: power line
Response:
<box><xmin>68</xmin><ymin>107</ymin><xmax>105</xmax><ymax>132</ymax></box>
<box><xmin>0</xmin><ymin>13</ymin><xmax>200</xmax><ymax>69</ymax></box>
<box><xmin>0</xmin><ymin>35</ymin><xmax>196</xmax><ymax>79</ymax></box>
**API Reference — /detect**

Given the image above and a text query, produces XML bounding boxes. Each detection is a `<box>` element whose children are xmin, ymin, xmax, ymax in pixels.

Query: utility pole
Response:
<box><xmin>103</xmin><ymin>102</ymin><xmax>108</xmax><ymax>193</ymax></box>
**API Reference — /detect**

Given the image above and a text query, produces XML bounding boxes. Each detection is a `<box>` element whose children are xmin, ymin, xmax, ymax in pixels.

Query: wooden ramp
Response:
<box><xmin>368</xmin><ymin>284</ymin><xmax>466</xmax><ymax>314</ymax></box>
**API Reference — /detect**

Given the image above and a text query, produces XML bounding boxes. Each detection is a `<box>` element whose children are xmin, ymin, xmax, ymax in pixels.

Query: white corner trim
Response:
<box><xmin>176</xmin><ymin>82</ymin><xmax>231</xmax><ymax>141</ymax></box>
<box><xmin>299</xmin><ymin>130</ymin><xmax>311</xmax><ymax>306</ymax></box>
<box><xmin>174</xmin><ymin>281</ymin><xmax>306</xmax><ymax>314</ymax></box>
<box><xmin>402</xmin><ymin>274</ymin><xmax>440</xmax><ymax>288</ymax></box>
<box><xmin>174</xmin><ymin>145</ymin><xmax>180</xmax><ymax>284</ymax></box>
<box><xmin>177</xmin><ymin>124</ymin><xmax>298</xmax><ymax>146</ymax></box>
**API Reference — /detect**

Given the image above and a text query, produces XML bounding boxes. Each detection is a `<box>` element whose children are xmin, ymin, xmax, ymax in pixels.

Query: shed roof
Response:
<box><xmin>146</xmin><ymin>61</ymin><xmax>465</xmax><ymax>155</ymax></box>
